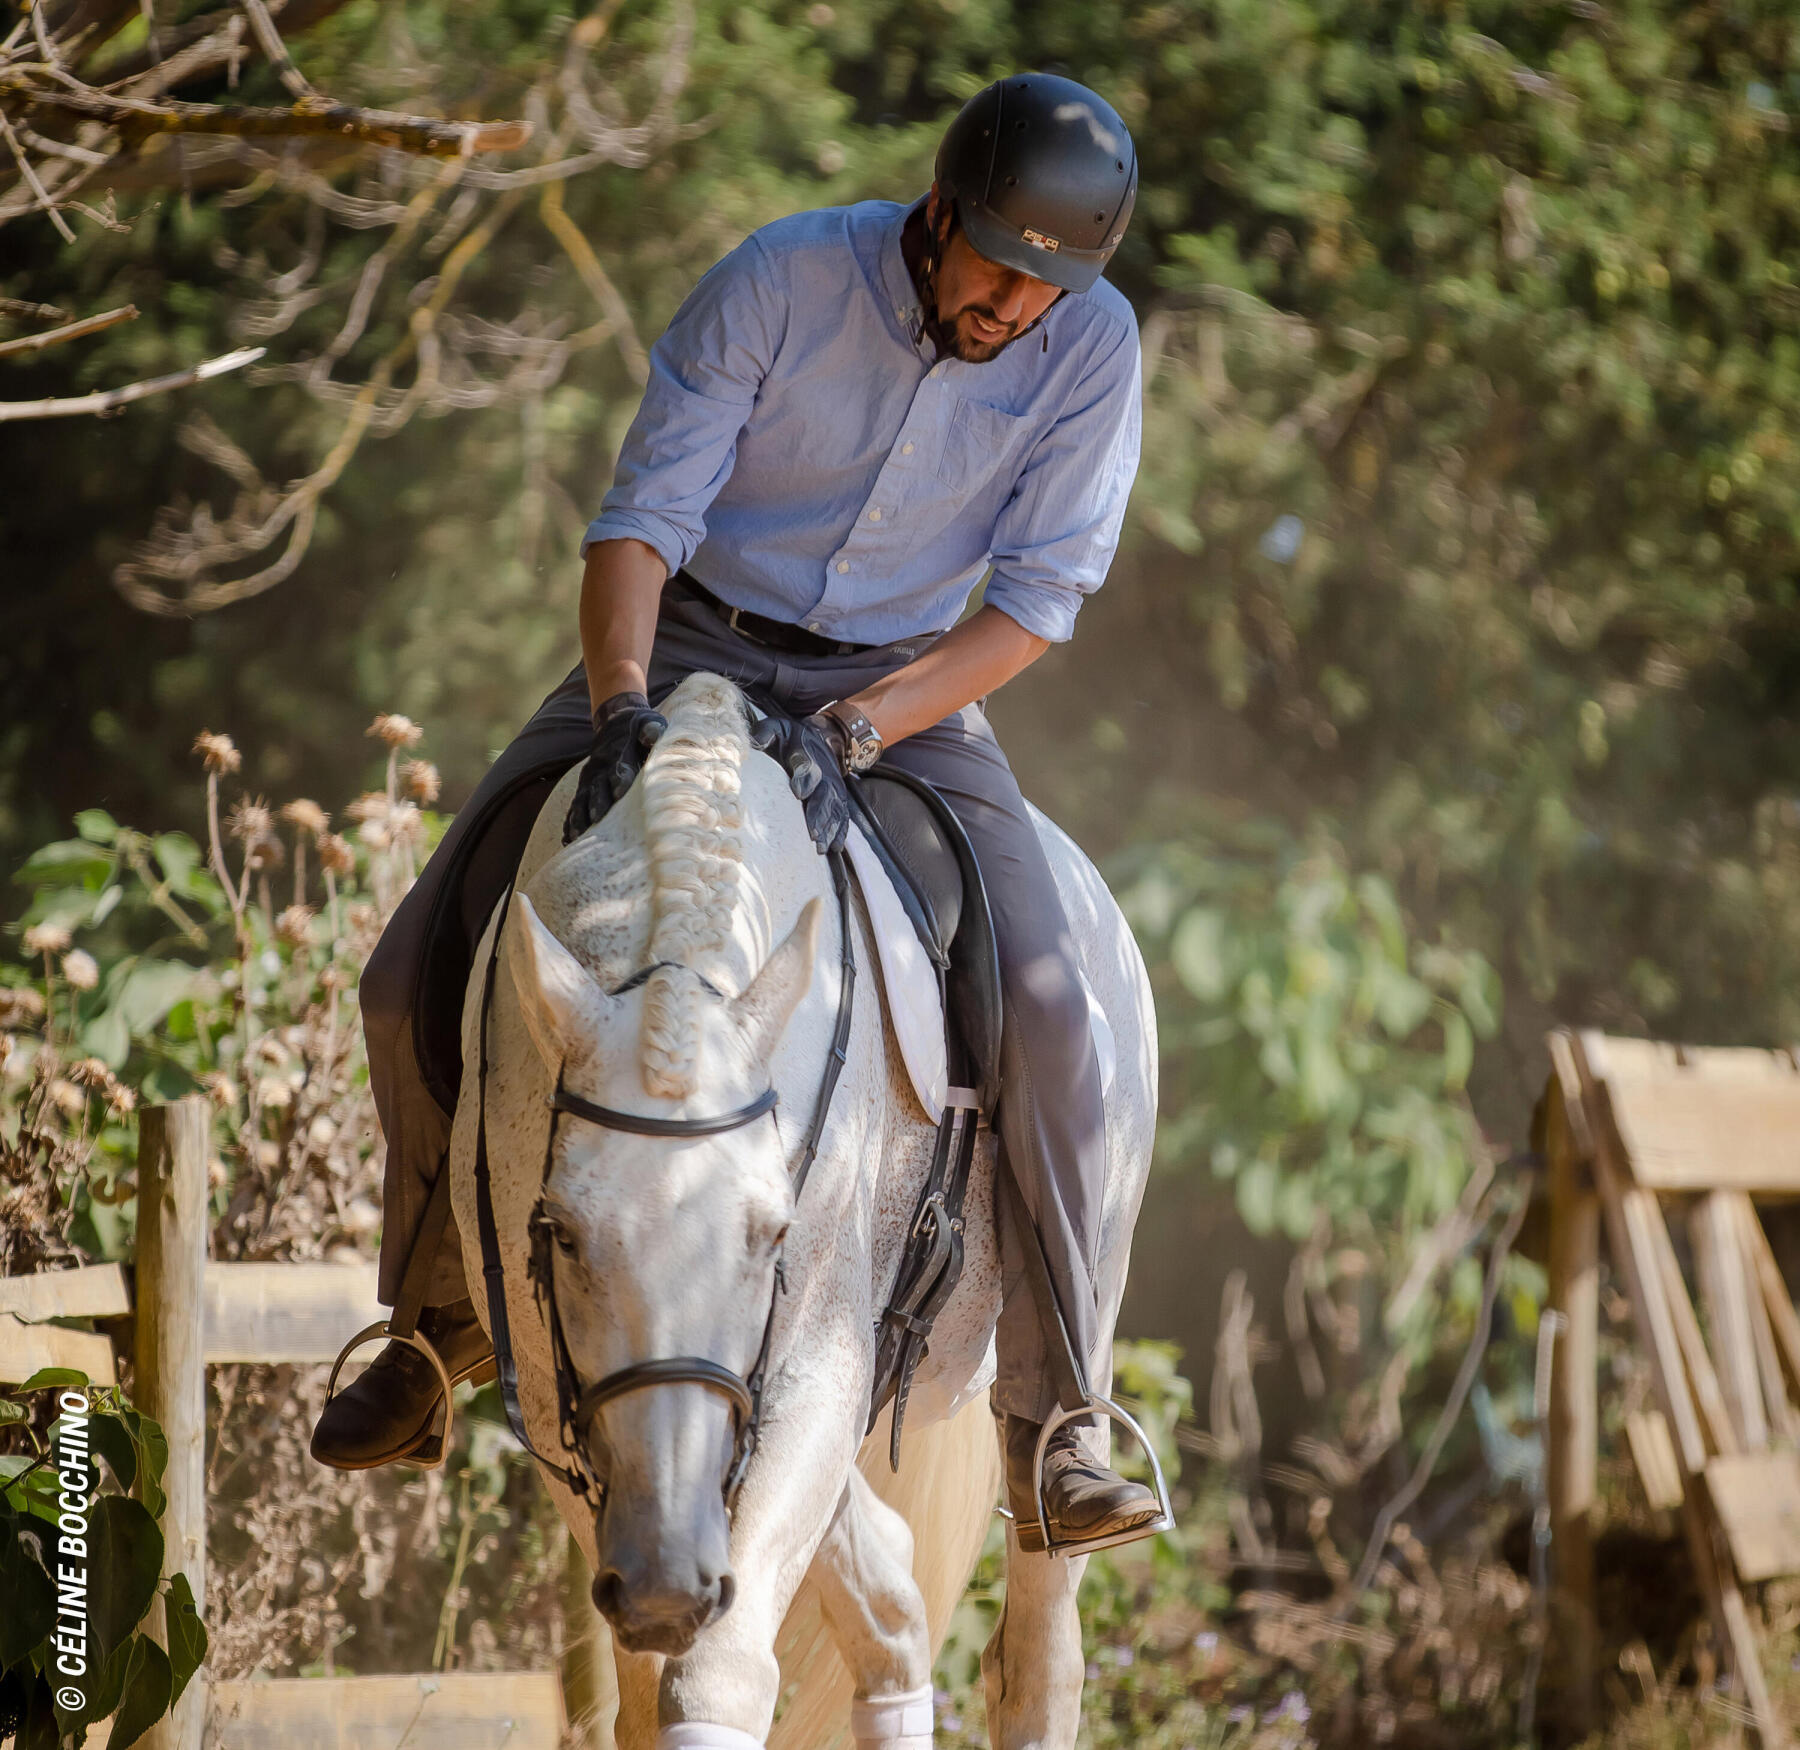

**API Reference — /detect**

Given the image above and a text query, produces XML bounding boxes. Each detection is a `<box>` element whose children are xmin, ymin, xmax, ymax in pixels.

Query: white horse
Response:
<box><xmin>446</xmin><ymin>673</ymin><xmax>1158</xmax><ymax>1750</ymax></box>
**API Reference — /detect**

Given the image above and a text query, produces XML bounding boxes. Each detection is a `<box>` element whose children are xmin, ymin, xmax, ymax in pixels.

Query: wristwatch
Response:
<box><xmin>819</xmin><ymin>699</ymin><xmax>884</xmax><ymax>774</ymax></box>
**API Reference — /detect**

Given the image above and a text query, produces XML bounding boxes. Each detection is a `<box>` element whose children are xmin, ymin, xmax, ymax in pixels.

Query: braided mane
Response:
<box><xmin>637</xmin><ymin>674</ymin><xmax>748</xmax><ymax>1097</ymax></box>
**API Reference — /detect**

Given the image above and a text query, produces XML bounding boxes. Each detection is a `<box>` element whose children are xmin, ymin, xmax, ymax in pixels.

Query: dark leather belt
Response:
<box><xmin>678</xmin><ymin>573</ymin><xmax>875</xmax><ymax>659</ymax></box>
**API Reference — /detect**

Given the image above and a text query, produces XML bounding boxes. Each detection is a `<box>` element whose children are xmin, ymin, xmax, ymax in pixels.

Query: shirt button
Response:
<box><xmin>901</xmin><ymin>442</ymin><xmax>915</xmax><ymax>456</ymax></box>
<box><xmin>868</xmin><ymin>508</ymin><xmax>882</xmax><ymax>522</ymax></box>
<box><xmin>808</xmin><ymin>621</ymin><xmax>823</xmax><ymax>632</ymax></box>
<box><xmin>836</xmin><ymin>560</ymin><xmax>850</xmax><ymax>574</ymax></box>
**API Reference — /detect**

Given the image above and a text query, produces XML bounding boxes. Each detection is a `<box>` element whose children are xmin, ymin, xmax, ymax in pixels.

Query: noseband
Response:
<box><xmin>471</xmin><ymin>852</ymin><xmax>856</xmax><ymax>1514</ymax></box>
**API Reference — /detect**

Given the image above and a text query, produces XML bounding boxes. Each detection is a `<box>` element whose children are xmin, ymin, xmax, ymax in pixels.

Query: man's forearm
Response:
<box><xmin>579</xmin><ymin>538</ymin><xmax>669</xmax><ymax>718</ymax></box>
<box><xmin>847</xmin><ymin>604</ymin><xmax>1049</xmax><ymax>747</ymax></box>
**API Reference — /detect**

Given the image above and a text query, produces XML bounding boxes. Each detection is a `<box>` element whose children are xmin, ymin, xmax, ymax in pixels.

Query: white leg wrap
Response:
<box><xmin>657</xmin><ymin>1726</ymin><xmax>766</xmax><ymax>1750</ymax></box>
<box><xmin>850</xmin><ymin>1683</ymin><xmax>935</xmax><ymax>1747</ymax></box>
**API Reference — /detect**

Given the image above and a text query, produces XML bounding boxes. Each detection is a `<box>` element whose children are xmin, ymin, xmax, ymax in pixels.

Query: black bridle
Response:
<box><xmin>472</xmin><ymin>852</ymin><xmax>856</xmax><ymax>1511</ymax></box>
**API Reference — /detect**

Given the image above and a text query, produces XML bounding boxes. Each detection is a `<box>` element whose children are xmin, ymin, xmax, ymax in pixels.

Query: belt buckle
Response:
<box><xmin>724</xmin><ymin>605</ymin><xmax>767</xmax><ymax>648</ymax></box>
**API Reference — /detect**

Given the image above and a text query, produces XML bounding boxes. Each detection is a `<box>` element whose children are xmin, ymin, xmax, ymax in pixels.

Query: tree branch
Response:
<box><xmin>25</xmin><ymin>88</ymin><xmax>532</xmax><ymax>157</ymax></box>
<box><xmin>0</xmin><ymin>302</ymin><xmax>137</xmax><ymax>356</ymax></box>
<box><xmin>0</xmin><ymin>343</ymin><xmax>263</xmax><ymax>420</ymax></box>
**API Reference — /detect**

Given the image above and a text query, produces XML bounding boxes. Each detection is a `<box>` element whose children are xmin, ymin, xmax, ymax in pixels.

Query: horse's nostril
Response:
<box><xmin>713</xmin><ymin>1571</ymin><xmax>737</xmax><ymax>1617</ymax></box>
<box><xmin>591</xmin><ymin>1569</ymin><xmax>628</xmax><ymax>1623</ymax></box>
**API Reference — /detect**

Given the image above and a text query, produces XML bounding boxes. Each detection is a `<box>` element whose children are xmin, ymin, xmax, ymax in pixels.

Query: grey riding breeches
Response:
<box><xmin>363</xmin><ymin>577</ymin><xmax>1107</xmax><ymax>1424</ymax></box>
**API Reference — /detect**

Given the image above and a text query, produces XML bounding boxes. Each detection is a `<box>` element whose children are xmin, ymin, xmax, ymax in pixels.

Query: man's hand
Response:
<box><xmin>749</xmin><ymin>712</ymin><xmax>852</xmax><ymax>854</ymax></box>
<box><xmin>563</xmin><ymin>692</ymin><xmax>668</xmax><ymax>844</ymax></box>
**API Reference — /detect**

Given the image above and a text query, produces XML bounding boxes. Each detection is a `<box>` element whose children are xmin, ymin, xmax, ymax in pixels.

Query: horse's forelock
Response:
<box><xmin>638</xmin><ymin>675</ymin><xmax>748</xmax><ymax>1097</ymax></box>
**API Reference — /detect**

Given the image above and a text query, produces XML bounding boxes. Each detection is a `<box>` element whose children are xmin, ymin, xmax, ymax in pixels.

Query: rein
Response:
<box><xmin>471</xmin><ymin>848</ymin><xmax>856</xmax><ymax>1511</ymax></box>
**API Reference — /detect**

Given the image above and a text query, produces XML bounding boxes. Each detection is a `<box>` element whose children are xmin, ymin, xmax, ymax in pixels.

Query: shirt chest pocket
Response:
<box><xmin>932</xmin><ymin>397</ymin><xmax>1031</xmax><ymax>495</ymax></box>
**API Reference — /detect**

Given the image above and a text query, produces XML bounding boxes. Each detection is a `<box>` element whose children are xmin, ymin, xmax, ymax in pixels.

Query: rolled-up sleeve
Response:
<box><xmin>983</xmin><ymin>316</ymin><xmax>1141</xmax><ymax>643</ymax></box>
<box><xmin>582</xmin><ymin>235</ymin><xmax>786</xmax><ymax>573</ymax></box>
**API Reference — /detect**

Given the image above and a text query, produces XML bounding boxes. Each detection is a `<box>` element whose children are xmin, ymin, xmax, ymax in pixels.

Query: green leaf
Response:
<box><xmin>0</xmin><ymin>1399</ymin><xmax>27</xmax><ymax>1425</ymax></box>
<box><xmin>105</xmin><ymin>1635</ymin><xmax>171</xmax><ymax>1750</ymax></box>
<box><xmin>0</xmin><ymin>1516</ymin><xmax>55</xmax><ymax>1668</ymax></box>
<box><xmin>1441</xmin><ymin>1009</ymin><xmax>1475</xmax><ymax>1091</ymax></box>
<box><xmin>75</xmin><ymin>810</ymin><xmax>120</xmax><ymax>846</ymax></box>
<box><xmin>1170</xmin><ymin>907</ymin><xmax>1231</xmax><ymax>1003</ymax></box>
<box><xmin>12</xmin><ymin>841</ymin><xmax>114</xmax><ymax>890</ymax></box>
<box><xmin>88</xmin><ymin>1496</ymin><xmax>163</xmax><ymax>1665</ymax></box>
<box><xmin>14</xmin><ymin>1368</ymin><xmax>88</xmax><ymax>1393</ymax></box>
<box><xmin>86</xmin><ymin>1413</ymin><xmax>137</xmax><ymax>1495</ymax></box>
<box><xmin>151</xmin><ymin>834</ymin><xmax>206</xmax><ymax>899</ymax></box>
<box><xmin>91</xmin><ymin>884</ymin><xmax>124</xmax><ymax>926</ymax></box>
<box><xmin>117</xmin><ymin>1408</ymin><xmax>167</xmax><ymax>1522</ymax></box>
<box><xmin>83</xmin><ymin>1006</ymin><xmax>131</xmax><ymax>1071</ymax></box>
<box><xmin>1236</xmin><ymin>1156</ymin><xmax>1279</xmax><ymax>1235</ymax></box>
<box><xmin>163</xmin><ymin>1572</ymin><xmax>207</xmax><ymax>1706</ymax></box>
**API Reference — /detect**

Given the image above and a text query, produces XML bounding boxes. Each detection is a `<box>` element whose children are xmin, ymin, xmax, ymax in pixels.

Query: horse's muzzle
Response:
<box><xmin>592</xmin><ymin>1566</ymin><xmax>736</xmax><ymax>1656</ymax></box>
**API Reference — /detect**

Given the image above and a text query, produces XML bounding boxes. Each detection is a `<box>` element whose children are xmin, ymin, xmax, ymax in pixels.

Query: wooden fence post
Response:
<box><xmin>135</xmin><ymin>1098</ymin><xmax>210</xmax><ymax>1750</ymax></box>
<box><xmin>560</xmin><ymin>1531</ymin><xmax>618</xmax><ymax>1748</ymax></box>
<box><xmin>1545</xmin><ymin>1062</ymin><xmax>1598</xmax><ymax>1734</ymax></box>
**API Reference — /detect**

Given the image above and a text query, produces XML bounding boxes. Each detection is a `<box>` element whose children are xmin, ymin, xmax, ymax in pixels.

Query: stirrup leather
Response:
<box><xmin>323</xmin><ymin>1319</ymin><xmax>460</xmax><ymax>1472</ymax></box>
<box><xmin>1017</xmin><ymin>1394</ymin><xmax>1176</xmax><ymax>1559</ymax></box>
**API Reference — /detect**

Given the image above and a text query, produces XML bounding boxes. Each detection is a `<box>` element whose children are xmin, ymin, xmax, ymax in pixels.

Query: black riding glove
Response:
<box><xmin>562</xmin><ymin>691</ymin><xmax>668</xmax><ymax>845</ymax></box>
<box><xmin>749</xmin><ymin>712</ymin><xmax>852</xmax><ymax>855</ymax></box>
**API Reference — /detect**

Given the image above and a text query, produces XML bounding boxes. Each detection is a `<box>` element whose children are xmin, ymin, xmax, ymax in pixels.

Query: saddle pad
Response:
<box><xmin>843</xmin><ymin>823</ymin><xmax>1116</xmax><ymax>1125</ymax></box>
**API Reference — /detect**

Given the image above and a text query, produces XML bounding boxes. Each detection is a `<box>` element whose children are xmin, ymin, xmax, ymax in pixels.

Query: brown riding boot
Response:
<box><xmin>311</xmin><ymin>1299</ymin><xmax>495</xmax><ymax>1471</ymax></box>
<box><xmin>1003</xmin><ymin>1412</ymin><xmax>1164</xmax><ymax>1555</ymax></box>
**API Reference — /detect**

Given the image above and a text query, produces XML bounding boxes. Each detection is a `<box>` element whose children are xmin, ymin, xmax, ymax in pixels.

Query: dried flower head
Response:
<box><xmin>276</xmin><ymin>905</ymin><xmax>316</xmax><ymax>949</ymax></box>
<box><xmin>368</xmin><ymin>713</ymin><xmax>423</xmax><ymax>750</ymax></box>
<box><xmin>401</xmin><ymin>760</ymin><xmax>441</xmax><ymax>805</ymax></box>
<box><xmin>23</xmin><ymin>923</ymin><xmax>73</xmax><ymax>956</ymax></box>
<box><xmin>345</xmin><ymin>792</ymin><xmax>389</xmax><ymax>824</ymax></box>
<box><xmin>110</xmin><ymin>1084</ymin><xmax>137</xmax><ymax>1115</ymax></box>
<box><xmin>199</xmin><ymin>1071</ymin><xmax>238</xmax><ymax>1109</ymax></box>
<box><xmin>387</xmin><ymin>801</ymin><xmax>425</xmax><ymax>852</ymax></box>
<box><xmin>0</xmin><ymin>987</ymin><xmax>47</xmax><ymax>1028</ymax></box>
<box><xmin>49</xmin><ymin>1078</ymin><xmax>85</xmax><ymax>1118</ymax></box>
<box><xmin>227</xmin><ymin>798</ymin><xmax>275</xmax><ymax>845</ymax></box>
<box><xmin>193</xmin><ymin>730</ymin><xmax>243</xmax><ymax>775</ymax></box>
<box><xmin>280</xmin><ymin>799</ymin><xmax>330</xmax><ymax>837</ymax></box>
<box><xmin>316</xmin><ymin>833</ymin><xmax>355</xmax><ymax>877</ymax></box>
<box><xmin>62</xmin><ymin>950</ymin><xmax>99</xmax><ymax>992</ymax></box>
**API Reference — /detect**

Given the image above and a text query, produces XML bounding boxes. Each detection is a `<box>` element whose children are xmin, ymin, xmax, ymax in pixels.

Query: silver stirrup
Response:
<box><xmin>323</xmin><ymin>1319</ymin><xmax>458</xmax><ymax>1472</ymax></box>
<box><xmin>1029</xmin><ymin>1394</ymin><xmax>1177</xmax><ymax>1558</ymax></box>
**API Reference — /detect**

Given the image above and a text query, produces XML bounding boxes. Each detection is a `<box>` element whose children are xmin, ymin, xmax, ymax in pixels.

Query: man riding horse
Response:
<box><xmin>313</xmin><ymin>72</ymin><xmax>1162</xmax><ymax>1557</ymax></box>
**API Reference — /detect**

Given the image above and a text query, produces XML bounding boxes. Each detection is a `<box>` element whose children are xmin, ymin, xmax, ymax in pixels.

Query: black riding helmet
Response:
<box><xmin>934</xmin><ymin>73</ymin><xmax>1138</xmax><ymax>295</ymax></box>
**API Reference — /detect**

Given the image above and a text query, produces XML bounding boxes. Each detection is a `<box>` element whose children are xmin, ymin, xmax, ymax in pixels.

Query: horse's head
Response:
<box><xmin>506</xmin><ymin>888</ymin><xmax>821</xmax><ymax>1655</ymax></box>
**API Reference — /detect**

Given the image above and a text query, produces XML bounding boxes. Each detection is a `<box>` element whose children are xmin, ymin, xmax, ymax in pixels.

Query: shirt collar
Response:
<box><xmin>877</xmin><ymin>197</ymin><xmax>933</xmax><ymax>359</ymax></box>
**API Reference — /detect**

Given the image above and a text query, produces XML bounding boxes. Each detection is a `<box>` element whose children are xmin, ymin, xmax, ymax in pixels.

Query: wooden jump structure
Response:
<box><xmin>1545</xmin><ymin>1029</ymin><xmax>1800</xmax><ymax>1748</ymax></box>
<box><xmin>0</xmin><ymin>1099</ymin><xmax>589</xmax><ymax>1750</ymax></box>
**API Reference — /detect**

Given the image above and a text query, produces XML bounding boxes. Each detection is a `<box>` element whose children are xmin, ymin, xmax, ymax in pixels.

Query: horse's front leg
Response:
<box><xmin>650</xmin><ymin>1379</ymin><xmax>863</xmax><ymax>1749</ymax></box>
<box><xmin>982</xmin><ymin>1528</ymin><xmax>1087</xmax><ymax>1750</ymax></box>
<box><xmin>807</xmin><ymin>1466</ymin><xmax>934</xmax><ymax>1748</ymax></box>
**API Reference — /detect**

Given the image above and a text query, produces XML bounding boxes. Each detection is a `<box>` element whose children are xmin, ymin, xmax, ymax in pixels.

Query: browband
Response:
<box><xmin>550</xmin><ymin>1080</ymin><xmax>779</xmax><ymax>1139</ymax></box>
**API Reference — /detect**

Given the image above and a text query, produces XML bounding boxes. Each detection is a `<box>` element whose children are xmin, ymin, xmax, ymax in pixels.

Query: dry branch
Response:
<box><xmin>0</xmin><ymin>344</ymin><xmax>264</xmax><ymax>421</ymax></box>
<box><xmin>25</xmin><ymin>89</ymin><xmax>532</xmax><ymax>157</ymax></box>
<box><xmin>0</xmin><ymin>303</ymin><xmax>137</xmax><ymax>357</ymax></box>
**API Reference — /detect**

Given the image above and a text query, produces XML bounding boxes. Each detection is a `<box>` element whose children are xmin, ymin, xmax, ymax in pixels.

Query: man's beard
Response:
<box><xmin>922</xmin><ymin>298</ymin><xmax>1021</xmax><ymax>364</ymax></box>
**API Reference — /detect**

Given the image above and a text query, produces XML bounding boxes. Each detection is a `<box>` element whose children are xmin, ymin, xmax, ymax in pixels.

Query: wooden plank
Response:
<box><xmin>1708</xmin><ymin>1452</ymin><xmax>1800</xmax><ymax>1583</ymax></box>
<box><xmin>0</xmin><ymin>1312</ymin><xmax>116</xmax><ymax>1385</ymax></box>
<box><xmin>1693</xmin><ymin>1191</ymin><xmax>1769</xmax><ymax>1450</ymax></box>
<box><xmin>1747</xmin><ymin>1207</ymin><xmax>1800</xmax><ymax>1408</ymax></box>
<box><xmin>1574</xmin><ymin>1037</ymin><xmax>1788</xmax><ymax>1746</ymax></box>
<box><xmin>1625</xmin><ymin>1409</ymin><xmax>1685</xmax><ymax>1512</ymax></box>
<box><xmin>137</xmin><ymin>1101</ymin><xmax>210</xmax><ymax>1750</ymax></box>
<box><xmin>1592</xmin><ymin>1037</ymin><xmax>1800</xmax><ymax>1192</ymax></box>
<box><xmin>1733</xmin><ymin>1196</ymin><xmax>1800</xmax><ymax>1446</ymax></box>
<box><xmin>1544</xmin><ymin>1052</ymin><xmax>1599</xmax><ymax>1731</ymax></box>
<box><xmin>202</xmin><ymin>1261</ymin><xmax>383</xmax><ymax>1364</ymax></box>
<box><xmin>1648</xmin><ymin>1191</ymin><xmax>1741</xmax><ymax>1459</ymax></box>
<box><xmin>0</xmin><ymin>1263</ymin><xmax>131</xmax><ymax>1322</ymax></box>
<box><xmin>209</xmin><ymin>1673</ymin><xmax>565</xmax><ymax>1749</ymax></box>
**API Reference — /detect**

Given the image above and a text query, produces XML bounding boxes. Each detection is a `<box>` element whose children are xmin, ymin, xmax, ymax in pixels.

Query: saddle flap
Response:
<box><xmin>852</xmin><ymin>774</ymin><xmax>962</xmax><ymax>966</ymax></box>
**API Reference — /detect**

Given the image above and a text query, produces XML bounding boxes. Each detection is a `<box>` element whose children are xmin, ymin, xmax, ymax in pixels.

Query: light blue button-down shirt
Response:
<box><xmin>583</xmin><ymin>198</ymin><xmax>1141</xmax><ymax>645</ymax></box>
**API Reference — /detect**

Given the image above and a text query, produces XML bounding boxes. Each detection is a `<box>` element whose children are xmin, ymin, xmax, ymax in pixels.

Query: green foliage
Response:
<box><xmin>0</xmin><ymin>1377</ymin><xmax>206</xmax><ymax>1750</ymax></box>
<box><xmin>1124</xmin><ymin>812</ymin><xmax>1498</xmax><ymax>1240</ymax></box>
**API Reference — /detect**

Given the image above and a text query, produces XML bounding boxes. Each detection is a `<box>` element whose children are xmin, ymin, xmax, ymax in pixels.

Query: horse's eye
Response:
<box><xmin>554</xmin><ymin>1223</ymin><xmax>579</xmax><ymax>1257</ymax></box>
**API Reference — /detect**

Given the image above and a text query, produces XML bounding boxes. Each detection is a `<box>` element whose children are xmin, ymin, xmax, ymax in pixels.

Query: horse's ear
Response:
<box><xmin>732</xmin><ymin>897</ymin><xmax>822</xmax><ymax>1066</ymax></box>
<box><xmin>505</xmin><ymin>894</ymin><xmax>612</xmax><ymax>1071</ymax></box>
